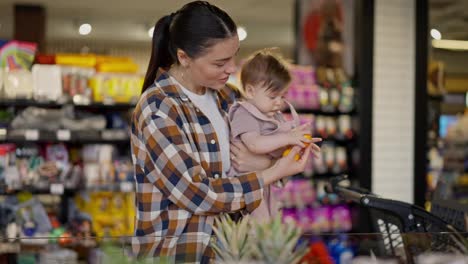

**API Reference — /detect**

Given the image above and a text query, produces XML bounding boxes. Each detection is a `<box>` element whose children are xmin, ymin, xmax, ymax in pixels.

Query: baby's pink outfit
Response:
<box><xmin>227</xmin><ymin>100</ymin><xmax>300</xmax><ymax>222</ymax></box>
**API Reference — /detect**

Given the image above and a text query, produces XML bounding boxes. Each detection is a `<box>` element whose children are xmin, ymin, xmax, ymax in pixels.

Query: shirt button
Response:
<box><xmin>214</xmin><ymin>174</ymin><xmax>220</xmax><ymax>179</ymax></box>
<box><xmin>210</xmin><ymin>139</ymin><xmax>216</xmax><ymax>144</ymax></box>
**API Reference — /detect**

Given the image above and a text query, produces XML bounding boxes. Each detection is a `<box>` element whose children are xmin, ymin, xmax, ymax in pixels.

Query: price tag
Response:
<box><xmin>25</xmin><ymin>130</ymin><xmax>39</xmax><ymax>141</ymax></box>
<box><xmin>120</xmin><ymin>182</ymin><xmax>133</xmax><ymax>193</ymax></box>
<box><xmin>57</xmin><ymin>130</ymin><xmax>71</xmax><ymax>141</ymax></box>
<box><xmin>50</xmin><ymin>183</ymin><xmax>64</xmax><ymax>195</ymax></box>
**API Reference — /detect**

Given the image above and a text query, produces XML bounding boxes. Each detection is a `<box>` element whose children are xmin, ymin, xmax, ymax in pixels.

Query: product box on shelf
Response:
<box><xmin>274</xmin><ymin>178</ymin><xmax>353</xmax><ymax>233</ymax></box>
<box><xmin>32</xmin><ymin>64</ymin><xmax>63</xmax><ymax>101</ymax></box>
<box><xmin>89</xmin><ymin>73</ymin><xmax>142</xmax><ymax>104</ymax></box>
<box><xmin>74</xmin><ymin>191</ymin><xmax>135</xmax><ymax>237</ymax></box>
<box><xmin>0</xmin><ymin>40</ymin><xmax>37</xmax><ymax>70</ymax></box>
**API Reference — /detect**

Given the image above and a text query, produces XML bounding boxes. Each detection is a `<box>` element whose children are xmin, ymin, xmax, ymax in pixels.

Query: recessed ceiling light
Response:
<box><xmin>148</xmin><ymin>26</ymin><xmax>154</xmax><ymax>38</ymax></box>
<box><xmin>430</xmin><ymin>29</ymin><xmax>441</xmax><ymax>40</ymax></box>
<box><xmin>237</xmin><ymin>26</ymin><xmax>247</xmax><ymax>41</ymax></box>
<box><xmin>79</xmin><ymin>23</ymin><xmax>92</xmax><ymax>35</ymax></box>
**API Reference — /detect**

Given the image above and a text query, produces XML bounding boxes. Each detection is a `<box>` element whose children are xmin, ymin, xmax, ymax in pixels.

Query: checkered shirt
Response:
<box><xmin>130</xmin><ymin>69</ymin><xmax>264</xmax><ymax>263</ymax></box>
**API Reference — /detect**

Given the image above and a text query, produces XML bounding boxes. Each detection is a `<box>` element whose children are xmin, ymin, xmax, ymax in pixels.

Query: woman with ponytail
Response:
<box><xmin>131</xmin><ymin>1</ymin><xmax>315</xmax><ymax>262</ymax></box>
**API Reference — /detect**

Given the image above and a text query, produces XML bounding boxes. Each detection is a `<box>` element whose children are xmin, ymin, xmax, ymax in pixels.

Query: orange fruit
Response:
<box><xmin>282</xmin><ymin>147</ymin><xmax>301</xmax><ymax>160</ymax></box>
<box><xmin>282</xmin><ymin>134</ymin><xmax>312</xmax><ymax>160</ymax></box>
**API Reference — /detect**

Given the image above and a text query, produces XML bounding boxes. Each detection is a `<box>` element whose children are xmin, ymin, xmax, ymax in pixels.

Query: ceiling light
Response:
<box><xmin>148</xmin><ymin>26</ymin><xmax>154</xmax><ymax>38</ymax></box>
<box><xmin>430</xmin><ymin>29</ymin><xmax>441</xmax><ymax>40</ymax></box>
<box><xmin>237</xmin><ymin>26</ymin><xmax>247</xmax><ymax>41</ymax></box>
<box><xmin>432</xmin><ymin>39</ymin><xmax>468</xmax><ymax>51</ymax></box>
<box><xmin>79</xmin><ymin>23</ymin><xmax>92</xmax><ymax>35</ymax></box>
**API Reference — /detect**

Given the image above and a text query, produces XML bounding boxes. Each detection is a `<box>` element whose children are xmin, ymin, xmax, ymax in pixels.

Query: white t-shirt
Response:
<box><xmin>173</xmin><ymin>78</ymin><xmax>231</xmax><ymax>175</ymax></box>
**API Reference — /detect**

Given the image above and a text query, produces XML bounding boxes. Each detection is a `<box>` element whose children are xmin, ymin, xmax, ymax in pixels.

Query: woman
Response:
<box><xmin>131</xmin><ymin>1</ymin><xmax>319</xmax><ymax>263</ymax></box>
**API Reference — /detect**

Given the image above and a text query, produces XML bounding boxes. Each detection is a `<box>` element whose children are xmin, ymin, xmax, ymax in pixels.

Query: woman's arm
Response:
<box><xmin>230</xmin><ymin>141</ymin><xmax>274</xmax><ymax>172</ymax></box>
<box><xmin>134</xmin><ymin>99</ymin><xmax>264</xmax><ymax>216</ymax></box>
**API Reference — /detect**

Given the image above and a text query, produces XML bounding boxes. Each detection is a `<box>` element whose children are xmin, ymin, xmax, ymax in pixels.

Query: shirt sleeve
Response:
<box><xmin>136</xmin><ymin>98</ymin><xmax>264</xmax><ymax>215</ymax></box>
<box><xmin>230</xmin><ymin>106</ymin><xmax>262</xmax><ymax>139</ymax></box>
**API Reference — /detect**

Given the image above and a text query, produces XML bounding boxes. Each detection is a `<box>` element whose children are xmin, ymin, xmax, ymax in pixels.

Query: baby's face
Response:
<box><xmin>248</xmin><ymin>84</ymin><xmax>288</xmax><ymax>117</ymax></box>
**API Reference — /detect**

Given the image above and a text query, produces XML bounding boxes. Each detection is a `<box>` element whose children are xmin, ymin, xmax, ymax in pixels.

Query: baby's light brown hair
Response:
<box><xmin>240</xmin><ymin>48</ymin><xmax>291</xmax><ymax>94</ymax></box>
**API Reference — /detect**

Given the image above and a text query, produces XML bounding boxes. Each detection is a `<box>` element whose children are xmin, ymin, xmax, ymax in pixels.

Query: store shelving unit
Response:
<box><xmin>0</xmin><ymin>100</ymin><xmax>135</xmax><ymax>228</ymax></box>
<box><xmin>0</xmin><ymin>99</ymin><xmax>136</xmax><ymax>111</ymax></box>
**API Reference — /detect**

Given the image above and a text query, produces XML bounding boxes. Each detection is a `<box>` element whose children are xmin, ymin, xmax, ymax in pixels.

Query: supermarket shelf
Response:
<box><xmin>428</xmin><ymin>94</ymin><xmax>444</xmax><ymax>102</ymax></box>
<box><xmin>0</xmin><ymin>182</ymin><xmax>135</xmax><ymax>196</ymax></box>
<box><xmin>292</xmin><ymin>171</ymin><xmax>354</xmax><ymax>181</ymax></box>
<box><xmin>0</xmin><ymin>129</ymin><xmax>129</xmax><ymax>144</ymax></box>
<box><xmin>320</xmin><ymin>136</ymin><xmax>357</xmax><ymax>145</ymax></box>
<box><xmin>0</xmin><ymin>188</ymin><xmax>71</xmax><ymax>196</ymax></box>
<box><xmin>0</xmin><ymin>99</ymin><xmax>136</xmax><ymax>111</ymax></box>
<box><xmin>286</xmin><ymin>108</ymin><xmax>358</xmax><ymax>116</ymax></box>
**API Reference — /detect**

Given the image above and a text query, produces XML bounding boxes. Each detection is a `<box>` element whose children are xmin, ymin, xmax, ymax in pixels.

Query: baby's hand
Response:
<box><xmin>283</xmin><ymin>132</ymin><xmax>322</xmax><ymax>160</ymax></box>
<box><xmin>288</xmin><ymin>123</ymin><xmax>313</xmax><ymax>147</ymax></box>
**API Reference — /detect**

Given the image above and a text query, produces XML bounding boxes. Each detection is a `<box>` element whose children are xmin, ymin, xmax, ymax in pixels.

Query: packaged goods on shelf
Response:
<box><xmin>74</xmin><ymin>191</ymin><xmax>135</xmax><ymax>237</ymax></box>
<box><xmin>0</xmin><ymin>144</ymin><xmax>17</xmax><ymax>190</ymax></box>
<box><xmin>274</xmin><ymin>179</ymin><xmax>352</xmax><ymax>233</ymax></box>
<box><xmin>55</xmin><ymin>54</ymin><xmax>97</xmax><ymax>68</ymax></box>
<box><xmin>282</xmin><ymin>205</ymin><xmax>352</xmax><ymax>233</ymax></box>
<box><xmin>89</xmin><ymin>73</ymin><xmax>142</xmax><ymax>104</ymax></box>
<box><xmin>0</xmin><ymin>40</ymin><xmax>37</xmax><ymax>70</ymax></box>
<box><xmin>82</xmin><ymin>144</ymin><xmax>115</xmax><ymax>188</ymax></box>
<box><xmin>289</xmin><ymin>65</ymin><xmax>317</xmax><ymax>85</ymax></box>
<box><xmin>0</xmin><ymin>143</ymin><xmax>132</xmax><ymax>193</ymax></box>
<box><xmin>283</xmin><ymin>113</ymin><xmax>352</xmax><ymax>177</ymax></box>
<box><xmin>338</xmin><ymin>85</ymin><xmax>354</xmax><ymax>113</ymax></box>
<box><xmin>60</xmin><ymin>66</ymin><xmax>95</xmax><ymax>103</ymax></box>
<box><xmin>6</xmin><ymin>53</ymin><xmax>144</xmax><ymax>104</ymax></box>
<box><xmin>286</xmin><ymin>65</ymin><xmax>321</xmax><ymax>110</ymax></box>
<box><xmin>35</xmin><ymin>54</ymin><xmax>55</xmax><ymax>65</ymax></box>
<box><xmin>434</xmin><ymin>113</ymin><xmax>468</xmax><ymax>216</ymax></box>
<box><xmin>32</xmin><ymin>64</ymin><xmax>63</xmax><ymax>101</ymax></box>
<box><xmin>96</xmin><ymin>61</ymin><xmax>139</xmax><ymax>74</ymax></box>
<box><xmin>286</xmin><ymin>65</ymin><xmax>355</xmax><ymax>113</ymax></box>
<box><xmin>2</xmin><ymin>68</ymin><xmax>34</xmax><ymax>99</ymax></box>
<box><xmin>9</xmin><ymin>106</ymin><xmax>107</xmax><ymax>131</ymax></box>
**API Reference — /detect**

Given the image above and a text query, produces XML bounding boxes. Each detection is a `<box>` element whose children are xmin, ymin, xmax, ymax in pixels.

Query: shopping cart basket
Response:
<box><xmin>326</xmin><ymin>175</ymin><xmax>467</xmax><ymax>263</ymax></box>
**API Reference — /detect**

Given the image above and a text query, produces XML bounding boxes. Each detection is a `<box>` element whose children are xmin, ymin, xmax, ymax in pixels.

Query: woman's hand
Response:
<box><xmin>259</xmin><ymin>145</ymin><xmax>313</xmax><ymax>185</ymax></box>
<box><xmin>230</xmin><ymin>140</ymin><xmax>272</xmax><ymax>172</ymax></box>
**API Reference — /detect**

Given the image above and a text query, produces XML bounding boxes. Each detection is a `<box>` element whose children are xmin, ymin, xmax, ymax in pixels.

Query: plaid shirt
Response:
<box><xmin>131</xmin><ymin>69</ymin><xmax>264</xmax><ymax>263</ymax></box>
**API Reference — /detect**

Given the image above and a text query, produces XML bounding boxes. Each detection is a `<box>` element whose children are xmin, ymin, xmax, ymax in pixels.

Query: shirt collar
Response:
<box><xmin>152</xmin><ymin>68</ymin><xmax>239</xmax><ymax>112</ymax></box>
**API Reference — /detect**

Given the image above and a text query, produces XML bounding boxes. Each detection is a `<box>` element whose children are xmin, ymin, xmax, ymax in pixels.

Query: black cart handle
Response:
<box><xmin>325</xmin><ymin>175</ymin><xmax>375</xmax><ymax>203</ymax></box>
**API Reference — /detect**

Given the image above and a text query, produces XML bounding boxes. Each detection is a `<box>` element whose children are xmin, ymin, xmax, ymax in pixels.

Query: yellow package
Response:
<box><xmin>75</xmin><ymin>192</ymin><xmax>134</xmax><ymax>237</ymax></box>
<box><xmin>56</xmin><ymin>54</ymin><xmax>97</xmax><ymax>68</ymax></box>
<box><xmin>96</xmin><ymin>55</ymin><xmax>133</xmax><ymax>64</ymax></box>
<box><xmin>89</xmin><ymin>73</ymin><xmax>142</xmax><ymax>103</ymax></box>
<box><xmin>96</xmin><ymin>61</ymin><xmax>139</xmax><ymax>74</ymax></box>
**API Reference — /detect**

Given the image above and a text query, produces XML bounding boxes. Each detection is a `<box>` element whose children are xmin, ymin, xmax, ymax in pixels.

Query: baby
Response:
<box><xmin>228</xmin><ymin>49</ymin><xmax>321</xmax><ymax>222</ymax></box>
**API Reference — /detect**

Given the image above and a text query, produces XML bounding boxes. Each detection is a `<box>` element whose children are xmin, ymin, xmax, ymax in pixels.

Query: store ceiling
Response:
<box><xmin>0</xmin><ymin>0</ymin><xmax>295</xmax><ymax>49</ymax></box>
<box><xmin>430</xmin><ymin>0</ymin><xmax>468</xmax><ymax>40</ymax></box>
<box><xmin>1</xmin><ymin>1</ymin><xmax>467</xmax><ymax>51</ymax></box>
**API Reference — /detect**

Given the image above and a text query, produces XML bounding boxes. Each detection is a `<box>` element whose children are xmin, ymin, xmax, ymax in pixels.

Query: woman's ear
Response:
<box><xmin>244</xmin><ymin>84</ymin><xmax>255</xmax><ymax>99</ymax></box>
<box><xmin>176</xmin><ymin>49</ymin><xmax>190</xmax><ymax>67</ymax></box>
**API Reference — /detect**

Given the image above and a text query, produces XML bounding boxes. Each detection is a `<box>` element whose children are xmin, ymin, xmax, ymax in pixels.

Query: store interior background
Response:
<box><xmin>0</xmin><ymin>0</ymin><xmax>297</xmax><ymax>70</ymax></box>
<box><xmin>0</xmin><ymin>0</ymin><xmax>466</xmax><ymax>238</ymax></box>
<box><xmin>430</xmin><ymin>0</ymin><xmax>468</xmax><ymax>113</ymax></box>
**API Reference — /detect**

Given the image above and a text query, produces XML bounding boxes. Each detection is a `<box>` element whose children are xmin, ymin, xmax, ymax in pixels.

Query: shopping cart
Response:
<box><xmin>326</xmin><ymin>175</ymin><xmax>467</xmax><ymax>263</ymax></box>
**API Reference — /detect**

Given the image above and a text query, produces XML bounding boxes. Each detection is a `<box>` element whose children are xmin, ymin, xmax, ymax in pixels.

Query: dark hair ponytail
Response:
<box><xmin>141</xmin><ymin>1</ymin><xmax>237</xmax><ymax>93</ymax></box>
<box><xmin>141</xmin><ymin>15</ymin><xmax>174</xmax><ymax>91</ymax></box>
